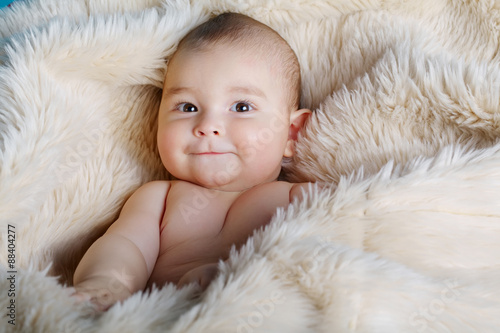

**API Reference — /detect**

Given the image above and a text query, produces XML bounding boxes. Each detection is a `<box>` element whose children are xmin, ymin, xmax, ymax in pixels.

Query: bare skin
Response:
<box><xmin>73</xmin><ymin>180</ymin><xmax>311</xmax><ymax>310</ymax></box>
<box><xmin>73</xmin><ymin>16</ymin><xmax>314</xmax><ymax>311</ymax></box>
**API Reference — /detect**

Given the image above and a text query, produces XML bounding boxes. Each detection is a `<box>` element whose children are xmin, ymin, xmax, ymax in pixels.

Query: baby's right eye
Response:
<box><xmin>177</xmin><ymin>103</ymin><xmax>198</xmax><ymax>112</ymax></box>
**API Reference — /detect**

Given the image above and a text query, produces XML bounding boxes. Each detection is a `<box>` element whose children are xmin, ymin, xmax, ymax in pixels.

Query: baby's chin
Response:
<box><xmin>171</xmin><ymin>164</ymin><xmax>281</xmax><ymax>192</ymax></box>
<box><xmin>190</xmin><ymin>173</ymin><xmax>279</xmax><ymax>192</ymax></box>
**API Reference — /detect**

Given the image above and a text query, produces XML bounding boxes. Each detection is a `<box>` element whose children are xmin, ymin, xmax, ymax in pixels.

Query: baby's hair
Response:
<box><xmin>173</xmin><ymin>12</ymin><xmax>301</xmax><ymax>110</ymax></box>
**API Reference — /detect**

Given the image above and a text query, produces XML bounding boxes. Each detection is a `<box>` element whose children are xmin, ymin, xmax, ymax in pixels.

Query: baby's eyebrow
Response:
<box><xmin>229</xmin><ymin>86</ymin><xmax>267</xmax><ymax>99</ymax></box>
<box><xmin>164</xmin><ymin>85</ymin><xmax>267</xmax><ymax>99</ymax></box>
<box><xmin>163</xmin><ymin>86</ymin><xmax>194</xmax><ymax>96</ymax></box>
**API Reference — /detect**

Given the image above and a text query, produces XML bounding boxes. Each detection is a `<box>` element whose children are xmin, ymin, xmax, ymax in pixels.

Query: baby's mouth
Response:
<box><xmin>190</xmin><ymin>152</ymin><xmax>236</xmax><ymax>160</ymax></box>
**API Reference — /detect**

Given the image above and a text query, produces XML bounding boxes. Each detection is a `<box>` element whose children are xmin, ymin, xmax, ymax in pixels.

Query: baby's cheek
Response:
<box><xmin>252</xmin><ymin>148</ymin><xmax>283</xmax><ymax>177</ymax></box>
<box><xmin>239</xmin><ymin>128</ymin><xmax>277</xmax><ymax>155</ymax></box>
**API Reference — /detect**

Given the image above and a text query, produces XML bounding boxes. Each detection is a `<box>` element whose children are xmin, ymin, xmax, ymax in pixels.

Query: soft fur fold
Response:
<box><xmin>1</xmin><ymin>0</ymin><xmax>500</xmax><ymax>332</ymax></box>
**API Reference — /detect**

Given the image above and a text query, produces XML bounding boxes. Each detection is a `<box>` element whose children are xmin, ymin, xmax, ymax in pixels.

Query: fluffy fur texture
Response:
<box><xmin>1</xmin><ymin>0</ymin><xmax>500</xmax><ymax>332</ymax></box>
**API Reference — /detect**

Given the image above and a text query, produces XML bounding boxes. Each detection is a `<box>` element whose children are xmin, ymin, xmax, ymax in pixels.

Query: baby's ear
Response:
<box><xmin>284</xmin><ymin>108</ymin><xmax>311</xmax><ymax>157</ymax></box>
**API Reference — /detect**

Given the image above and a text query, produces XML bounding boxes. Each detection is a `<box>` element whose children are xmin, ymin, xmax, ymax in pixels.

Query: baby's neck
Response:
<box><xmin>187</xmin><ymin>178</ymin><xmax>279</xmax><ymax>194</ymax></box>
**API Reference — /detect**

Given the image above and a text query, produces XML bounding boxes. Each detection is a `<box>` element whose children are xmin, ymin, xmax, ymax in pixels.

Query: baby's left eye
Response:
<box><xmin>230</xmin><ymin>102</ymin><xmax>253</xmax><ymax>112</ymax></box>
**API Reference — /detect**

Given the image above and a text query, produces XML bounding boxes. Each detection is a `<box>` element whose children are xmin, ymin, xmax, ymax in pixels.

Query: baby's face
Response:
<box><xmin>158</xmin><ymin>44</ymin><xmax>294</xmax><ymax>191</ymax></box>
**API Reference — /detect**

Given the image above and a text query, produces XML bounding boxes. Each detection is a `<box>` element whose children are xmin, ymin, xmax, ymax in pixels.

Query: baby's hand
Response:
<box><xmin>177</xmin><ymin>263</ymin><xmax>219</xmax><ymax>290</ymax></box>
<box><xmin>70</xmin><ymin>287</ymin><xmax>114</xmax><ymax>312</ymax></box>
<box><xmin>70</xmin><ymin>282</ymin><xmax>131</xmax><ymax>312</ymax></box>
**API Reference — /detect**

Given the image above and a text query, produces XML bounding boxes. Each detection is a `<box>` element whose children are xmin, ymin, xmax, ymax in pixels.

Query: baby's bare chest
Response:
<box><xmin>159</xmin><ymin>181</ymin><xmax>292</xmax><ymax>254</ymax></box>
<box><xmin>160</xmin><ymin>182</ymin><xmax>237</xmax><ymax>245</ymax></box>
<box><xmin>149</xmin><ymin>181</ymin><xmax>292</xmax><ymax>285</ymax></box>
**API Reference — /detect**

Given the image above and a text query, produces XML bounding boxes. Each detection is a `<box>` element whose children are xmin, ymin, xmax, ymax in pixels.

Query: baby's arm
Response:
<box><xmin>289</xmin><ymin>182</ymin><xmax>318</xmax><ymax>202</ymax></box>
<box><xmin>73</xmin><ymin>181</ymin><xmax>169</xmax><ymax>311</ymax></box>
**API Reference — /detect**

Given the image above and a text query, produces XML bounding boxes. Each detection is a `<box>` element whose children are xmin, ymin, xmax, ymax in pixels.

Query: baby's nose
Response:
<box><xmin>194</xmin><ymin>116</ymin><xmax>224</xmax><ymax>137</ymax></box>
<box><xmin>195</xmin><ymin>129</ymin><xmax>220</xmax><ymax>136</ymax></box>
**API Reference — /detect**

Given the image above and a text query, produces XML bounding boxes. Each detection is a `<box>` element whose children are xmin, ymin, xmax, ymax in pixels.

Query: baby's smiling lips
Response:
<box><xmin>191</xmin><ymin>152</ymin><xmax>230</xmax><ymax>155</ymax></box>
<box><xmin>189</xmin><ymin>143</ymin><xmax>235</xmax><ymax>156</ymax></box>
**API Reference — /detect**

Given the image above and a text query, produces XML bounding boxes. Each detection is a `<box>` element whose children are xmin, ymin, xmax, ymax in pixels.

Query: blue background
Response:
<box><xmin>0</xmin><ymin>0</ymin><xmax>13</xmax><ymax>9</ymax></box>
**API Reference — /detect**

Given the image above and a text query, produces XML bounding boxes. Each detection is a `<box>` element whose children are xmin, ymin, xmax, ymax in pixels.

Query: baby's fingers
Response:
<box><xmin>71</xmin><ymin>290</ymin><xmax>92</xmax><ymax>302</ymax></box>
<box><xmin>70</xmin><ymin>287</ymin><xmax>113</xmax><ymax>311</ymax></box>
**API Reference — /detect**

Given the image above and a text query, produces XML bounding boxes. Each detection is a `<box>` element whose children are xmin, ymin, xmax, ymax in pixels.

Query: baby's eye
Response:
<box><xmin>177</xmin><ymin>103</ymin><xmax>198</xmax><ymax>112</ymax></box>
<box><xmin>230</xmin><ymin>102</ymin><xmax>253</xmax><ymax>112</ymax></box>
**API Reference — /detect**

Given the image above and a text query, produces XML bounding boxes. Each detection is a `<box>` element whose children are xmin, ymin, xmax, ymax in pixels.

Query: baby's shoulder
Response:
<box><xmin>125</xmin><ymin>180</ymin><xmax>171</xmax><ymax>206</ymax></box>
<box><xmin>245</xmin><ymin>181</ymin><xmax>294</xmax><ymax>195</ymax></box>
<box><xmin>244</xmin><ymin>181</ymin><xmax>316</xmax><ymax>204</ymax></box>
<box><xmin>117</xmin><ymin>180</ymin><xmax>171</xmax><ymax>220</ymax></box>
<box><xmin>134</xmin><ymin>180</ymin><xmax>171</xmax><ymax>196</ymax></box>
<box><xmin>233</xmin><ymin>181</ymin><xmax>294</xmax><ymax>206</ymax></box>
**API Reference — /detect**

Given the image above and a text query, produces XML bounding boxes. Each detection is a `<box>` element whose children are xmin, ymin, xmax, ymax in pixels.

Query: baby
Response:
<box><xmin>72</xmin><ymin>12</ymin><xmax>314</xmax><ymax>311</ymax></box>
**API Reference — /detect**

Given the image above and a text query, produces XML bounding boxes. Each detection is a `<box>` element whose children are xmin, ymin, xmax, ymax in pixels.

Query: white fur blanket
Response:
<box><xmin>1</xmin><ymin>0</ymin><xmax>500</xmax><ymax>332</ymax></box>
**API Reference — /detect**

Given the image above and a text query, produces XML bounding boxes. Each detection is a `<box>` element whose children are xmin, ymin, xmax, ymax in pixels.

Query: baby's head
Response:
<box><xmin>173</xmin><ymin>12</ymin><xmax>301</xmax><ymax>110</ymax></box>
<box><xmin>158</xmin><ymin>13</ymin><xmax>310</xmax><ymax>191</ymax></box>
